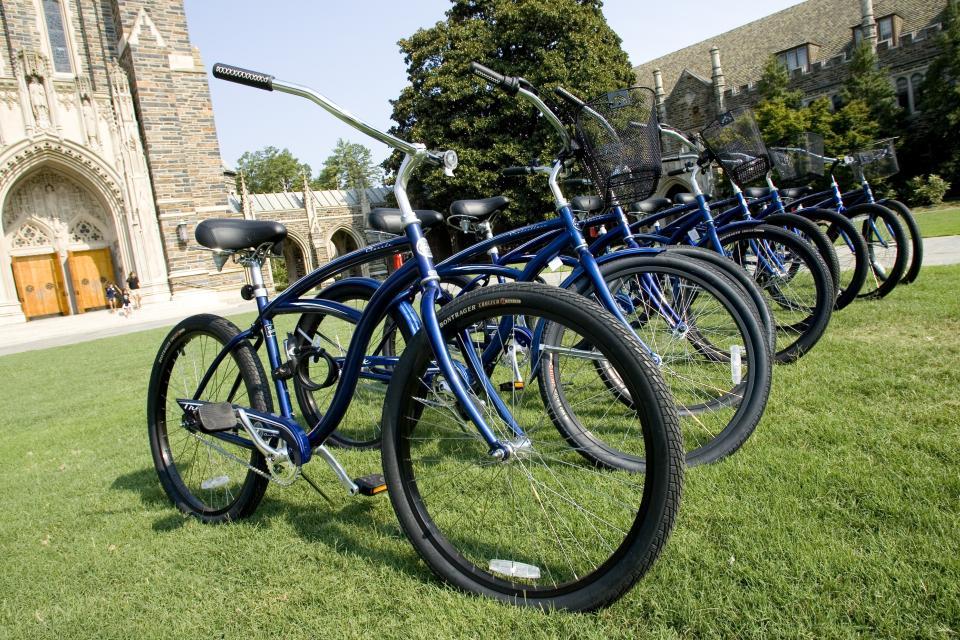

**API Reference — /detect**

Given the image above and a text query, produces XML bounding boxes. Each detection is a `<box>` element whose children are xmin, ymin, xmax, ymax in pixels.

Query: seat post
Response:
<box><xmin>248</xmin><ymin>257</ymin><xmax>269</xmax><ymax>312</ymax></box>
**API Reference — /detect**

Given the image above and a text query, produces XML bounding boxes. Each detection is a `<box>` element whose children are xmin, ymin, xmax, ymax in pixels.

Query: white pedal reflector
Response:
<box><xmin>731</xmin><ymin>345</ymin><xmax>743</xmax><ymax>384</ymax></box>
<box><xmin>489</xmin><ymin>559</ymin><xmax>541</xmax><ymax>580</ymax></box>
<box><xmin>201</xmin><ymin>475</ymin><xmax>230</xmax><ymax>490</ymax></box>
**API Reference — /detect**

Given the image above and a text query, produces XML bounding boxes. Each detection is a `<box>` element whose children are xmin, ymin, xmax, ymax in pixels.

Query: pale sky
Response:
<box><xmin>182</xmin><ymin>0</ymin><xmax>804</xmax><ymax>174</ymax></box>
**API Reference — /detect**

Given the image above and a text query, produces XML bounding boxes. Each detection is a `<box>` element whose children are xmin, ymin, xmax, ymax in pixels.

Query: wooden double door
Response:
<box><xmin>68</xmin><ymin>248</ymin><xmax>114</xmax><ymax>312</ymax></box>
<box><xmin>11</xmin><ymin>247</ymin><xmax>115</xmax><ymax>319</ymax></box>
<box><xmin>12</xmin><ymin>253</ymin><xmax>70</xmax><ymax>319</ymax></box>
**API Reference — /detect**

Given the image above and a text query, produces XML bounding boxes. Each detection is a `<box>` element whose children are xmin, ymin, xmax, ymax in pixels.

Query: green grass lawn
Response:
<box><xmin>2</xmin><ymin>267</ymin><xmax>959</xmax><ymax>639</ymax></box>
<box><xmin>912</xmin><ymin>204</ymin><xmax>960</xmax><ymax>238</ymax></box>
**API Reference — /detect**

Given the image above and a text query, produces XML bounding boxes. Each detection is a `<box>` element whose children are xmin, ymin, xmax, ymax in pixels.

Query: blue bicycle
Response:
<box><xmin>146</xmin><ymin>63</ymin><xmax>685</xmax><ymax>611</ymax></box>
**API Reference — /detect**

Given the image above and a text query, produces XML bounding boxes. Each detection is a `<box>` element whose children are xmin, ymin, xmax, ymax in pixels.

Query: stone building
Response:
<box><xmin>232</xmin><ymin>179</ymin><xmax>390</xmax><ymax>283</ymax></box>
<box><xmin>633</xmin><ymin>0</ymin><xmax>949</xmax><ymax>196</ymax></box>
<box><xmin>0</xmin><ymin>0</ymin><xmax>377</xmax><ymax>324</ymax></box>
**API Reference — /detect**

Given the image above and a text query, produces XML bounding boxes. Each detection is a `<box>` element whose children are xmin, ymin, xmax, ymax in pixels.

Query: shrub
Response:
<box><xmin>905</xmin><ymin>174</ymin><xmax>951</xmax><ymax>206</ymax></box>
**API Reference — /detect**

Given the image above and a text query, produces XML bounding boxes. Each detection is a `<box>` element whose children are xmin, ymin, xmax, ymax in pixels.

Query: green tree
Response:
<box><xmin>915</xmin><ymin>0</ymin><xmax>960</xmax><ymax>189</ymax></box>
<box><xmin>841</xmin><ymin>43</ymin><xmax>901</xmax><ymax>136</ymax></box>
<box><xmin>235</xmin><ymin>146</ymin><xmax>312</xmax><ymax>193</ymax></box>
<box><xmin>315</xmin><ymin>139</ymin><xmax>383</xmax><ymax>190</ymax></box>
<box><xmin>387</xmin><ymin>0</ymin><xmax>635</xmax><ymax>224</ymax></box>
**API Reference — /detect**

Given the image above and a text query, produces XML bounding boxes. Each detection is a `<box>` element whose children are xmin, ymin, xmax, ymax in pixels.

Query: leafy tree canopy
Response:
<box><xmin>387</xmin><ymin>0</ymin><xmax>635</xmax><ymax>225</ymax></box>
<box><xmin>841</xmin><ymin>43</ymin><xmax>901</xmax><ymax>135</ymax></box>
<box><xmin>915</xmin><ymin>0</ymin><xmax>960</xmax><ymax>189</ymax></box>
<box><xmin>315</xmin><ymin>139</ymin><xmax>383</xmax><ymax>190</ymax></box>
<box><xmin>236</xmin><ymin>146</ymin><xmax>313</xmax><ymax>193</ymax></box>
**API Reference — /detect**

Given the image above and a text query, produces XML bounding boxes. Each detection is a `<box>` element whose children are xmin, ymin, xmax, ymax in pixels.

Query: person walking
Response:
<box><xmin>105</xmin><ymin>282</ymin><xmax>118</xmax><ymax>313</ymax></box>
<box><xmin>126</xmin><ymin>271</ymin><xmax>141</xmax><ymax>309</ymax></box>
<box><xmin>120</xmin><ymin>288</ymin><xmax>133</xmax><ymax>318</ymax></box>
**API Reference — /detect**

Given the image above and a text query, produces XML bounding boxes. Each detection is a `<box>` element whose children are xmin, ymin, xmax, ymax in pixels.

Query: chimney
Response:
<box><xmin>653</xmin><ymin>69</ymin><xmax>666</xmax><ymax>120</ymax></box>
<box><xmin>860</xmin><ymin>0</ymin><xmax>878</xmax><ymax>52</ymax></box>
<box><xmin>710</xmin><ymin>46</ymin><xmax>726</xmax><ymax>112</ymax></box>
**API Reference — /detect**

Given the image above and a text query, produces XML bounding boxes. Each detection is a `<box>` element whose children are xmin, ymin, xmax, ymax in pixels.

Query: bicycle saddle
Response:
<box><xmin>368</xmin><ymin>208</ymin><xmax>444</xmax><ymax>234</ymax></box>
<box><xmin>630</xmin><ymin>197</ymin><xmax>672</xmax><ymax>214</ymax></box>
<box><xmin>195</xmin><ymin>218</ymin><xmax>287</xmax><ymax>251</ymax></box>
<box><xmin>673</xmin><ymin>193</ymin><xmax>711</xmax><ymax>205</ymax></box>
<box><xmin>448</xmin><ymin>195</ymin><xmax>510</xmax><ymax>220</ymax></box>
<box><xmin>570</xmin><ymin>195</ymin><xmax>604</xmax><ymax>213</ymax></box>
<box><xmin>781</xmin><ymin>185</ymin><xmax>813</xmax><ymax>199</ymax></box>
<box><xmin>744</xmin><ymin>187</ymin><xmax>770</xmax><ymax>199</ymax></box>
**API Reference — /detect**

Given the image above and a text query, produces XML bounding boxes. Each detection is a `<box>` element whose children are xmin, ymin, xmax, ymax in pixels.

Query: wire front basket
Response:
<box><xmin>573</xmin><ymin>87</ymin><xmax>661</xmax><ymax>208</ymax></box>
<box><xmin>701</xmin><ymin>109</ymin><xmax>770</xmax><ymax>188</ymax></box>
<box><xmin>769</xmin><ymin>132</ymin><xmax>825</xmax><ymax>183</ymax></box>
<box><xmin>852</xmin><ymin>138</ymin><xmax>899</xmax><ymax>181</ymax></box>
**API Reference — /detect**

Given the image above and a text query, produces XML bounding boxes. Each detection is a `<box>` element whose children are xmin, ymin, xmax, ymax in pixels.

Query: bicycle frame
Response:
<box><xmin>192</xmin><ymin>67</ymin><xmax>538</xmax><ymax>471</ymax></box>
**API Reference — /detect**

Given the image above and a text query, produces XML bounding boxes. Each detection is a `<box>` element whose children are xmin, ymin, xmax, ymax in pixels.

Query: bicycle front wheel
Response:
<box><xmin>381</xmin><ymin>282</ymin><xmax>683</xmax><ymax>611</ymax></box>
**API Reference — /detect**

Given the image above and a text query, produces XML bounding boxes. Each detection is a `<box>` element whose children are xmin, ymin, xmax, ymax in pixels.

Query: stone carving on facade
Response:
<box><xmin>28</xmin><ymin>78</ymin><xmax>51</xmax><ymax>130</ymax></box>
<box><xmin>11</xmin><ymin>222</ymin><xmax>52</xmax><ymax>249</ymax></box>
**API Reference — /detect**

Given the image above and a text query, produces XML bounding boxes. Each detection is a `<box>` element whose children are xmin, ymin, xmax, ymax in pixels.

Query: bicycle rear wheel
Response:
<box><xmin>880</xmin><ymin>199</ymin><xmax>923</xmax><ymax>284</ymax></box>
<box><xmin>794</xmin><ymin>208</ymin><xmax>869</xmax><ymax>310</ymax></box>
<box><xmin>559</xmin><ymin>253</ymin><xmax>772</xmax><ymax>467</ymax></box>
<box><xmin>381</xmin><ymin>283</ymin><xmax>683</xmax><ymax>611</ymax></box>
<box><xmin>844</xmin><ymin>203</ymin><xmax>908</xmax><ymax>299</ymax></box>
<box><xmin>717</xmin><ymin>224</ymin><xmax>835</xmax><ymax>363</ymax></box>
<box><xmin>147</xmin><ymin>314</ymin><xmax>272</xmax><ymax>522</ymax></box>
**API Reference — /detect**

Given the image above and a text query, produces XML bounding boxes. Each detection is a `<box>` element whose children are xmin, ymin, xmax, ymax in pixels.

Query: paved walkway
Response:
<box><xmin>2</xmin><ymin>235</ymin><xmax>958</xmax><ymax>357</ymax></box>
<box><xmin>920</xmin><ymin>234</ymin><xmax>960</xmax><ymax>266</ymax></box>
<box><xmin>0</xmin><ymin>295</ymin><xmax>255</xmax><ymax>357</ymax></box>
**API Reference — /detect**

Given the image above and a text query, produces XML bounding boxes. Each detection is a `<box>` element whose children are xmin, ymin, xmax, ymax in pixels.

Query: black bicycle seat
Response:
<box><xmin>368</xmin><ymin>208</ymin><xmax>444</xmax><ymax>234</ymax></box>
<box><xmin>195</xmin><ymin>218</ymin><xmax>287</xmax><ymax>251</ymax></box>
<box><xmin>631</xmin><ymin>197</ymin><xmax>672</xmax><ymax>214</ymax></box>
<box><xmin>781</xmin><ymin>186</ymin><xmax>813</xmax><ymax>199</ymax></box>
<box><xmin>673</xmin><ymin>193</ymin><xmax>711</xmax><ymax>205</ymax></box>
<box><xmin>744</xmin><ymin>187</ymin><xmax>770</xmax><ymax>198</ymax></box>
<box><xmin>570</xmin><ymin>195</ymin><xmax>604</xmax><ymax>213</ymax></box>
<box><xmin>448</xmin><ymin>196</ymin><xmax>510</xmax><ymax>220</ymax></box>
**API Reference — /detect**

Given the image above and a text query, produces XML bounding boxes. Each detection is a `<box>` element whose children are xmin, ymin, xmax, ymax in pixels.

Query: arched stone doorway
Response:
<box><xmin>2</xmin><ymin>167</ymin><xmax>120</xmax><ymax>318</ymax></box>
<box><xmin>280</xmin><ymin>234</ymin><xmax>310</xmax><ymax>288</ymax></box>
<box><xmin>329</xmin><ymin>228</ymin><xmax>363</xmax><ymax>278</ymax></box>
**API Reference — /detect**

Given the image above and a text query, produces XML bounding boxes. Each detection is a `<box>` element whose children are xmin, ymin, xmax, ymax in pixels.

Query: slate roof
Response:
<box><xmin>246</xmin><ymin>186</ymin><xmax>391</xmax><ymax>214</ymax></box>
<box><xmin>633</xmin><ymin>0</ymin><xmax>947</xmax><ymax>94</ymax></box>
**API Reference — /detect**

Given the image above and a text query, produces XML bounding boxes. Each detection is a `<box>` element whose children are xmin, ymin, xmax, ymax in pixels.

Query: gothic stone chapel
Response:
<box><xmin>0</xmin><ymin>1</ymin><xmax>379</xmax><ymax>325</ymax></box>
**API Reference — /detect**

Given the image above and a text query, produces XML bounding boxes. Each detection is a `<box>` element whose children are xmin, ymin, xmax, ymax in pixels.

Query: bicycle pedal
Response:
<box><xmin>499</xmin><ymin>381</ymin><xmax>525</xmax><ymax>391</ymax></box>
<box><xmin>353</xmin><ymin>474</ymin><xmax>387</xmax><ymax>496</ymax></box>
<box><xmin>197</xmin><ymin>402</ymin><xmax>238</xmax><ymax>432</ymax></box>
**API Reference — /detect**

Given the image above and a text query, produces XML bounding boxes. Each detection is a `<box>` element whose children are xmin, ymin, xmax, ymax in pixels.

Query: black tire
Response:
<box><xmin>717</xmin><ymin>224</ymin><xmax>835</xmax><ymax>364</ymax></box>
<box><xmin>147</xmin><ymin>314</ymin><xmax>272</xmax><ymax>523</ymax></box>
<box><xmin>880</xmin><ymin>199</ymin><xmax>923</xmax><ymax>284</ymax></box>
<box><xmin>764</xmin><ymin>212</ymin><xmax>842</xmax><ymax>297</ymax></box>
<box><xmin>558</xmin><ymin>253</ymin><xmax>772</xmax><ymax>467</ymax></box>
<box><xmin>380</xmin><ymin>282</ymin><xmax>683</xmax><ymax>611</ymax></box>
<box><xmin>843</xmin><ymin>203</ymin><xmax>909</xmax><ymax>299</ymax></box>
<box><xmin>293</xmin><ymin>280</ymin><xmax>413</xmax><ymax>450</ymax></box>
<box><xmin>661</xmin><ymin>245</ymin><xmax>776</xmax><ymax>356</ymax></box>
<box><xmin>792</xmin><ymin>208</ymin><xmax>869</xmax><ymax>310</ymax></box>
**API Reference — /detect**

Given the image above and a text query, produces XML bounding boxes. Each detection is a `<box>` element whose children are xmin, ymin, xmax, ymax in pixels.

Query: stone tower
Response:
<box><xmin>110</xmin><ymin>1</ymin><xmax>244</xmax><ymax>295</ymax></box>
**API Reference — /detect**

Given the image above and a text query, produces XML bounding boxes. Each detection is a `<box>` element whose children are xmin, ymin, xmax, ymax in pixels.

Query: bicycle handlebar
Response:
<box><xmin>502</xmin><ymin>166</ymin><xmax>535</xmax><ymax>176</ymax></box>
<box><xmin>553</xmin><ymin>86</ymin><xmax>586</xmax><ymax>110</ymax></box>
<box><xmin>469</xmin><ymin>62</ymin><xmax>523</xmax><ymax>95</ymax></box>
<box><xmin>212</xmin><ymin>63</ymin><xmax>274</xmax><ymax>91</ymax></box>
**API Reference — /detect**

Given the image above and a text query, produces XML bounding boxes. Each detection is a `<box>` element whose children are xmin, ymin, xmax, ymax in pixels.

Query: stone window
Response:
<box><xmin>896</xmin><ymin>77</ymin><xmax>910</xmax><ymax>110</ymax></box>
<box><xmin>12</xmin><ymin>222</ymin><xmax>52</xmax><ymax>248</ymax></box>
<box><xmin>893</xmin><ymin>71</ymin><xmax>926</xmax><ymax>114</ymax></box>
<box><xmin>42</xmin><ymin>0</ymin><xmax>73</xmax><ymax>73</ymax></box>
<box><xmin>69</xmin><ymin>219</ymin><xmax>104</xmax><ymax>244</ymax></box>
<box><xmin>777</xmin><ymin>45</ymin><xmax>808</xmax><ymax>72</ymax></box>
<box><xmin>910</xmin><ymin>73</ymin><xmax>925</xmax><ymax>112</ymax></box>
<box><xmin>854</xmin><ymin>15</ymin><xmax>899</xmax><ymax>47</ymax></box>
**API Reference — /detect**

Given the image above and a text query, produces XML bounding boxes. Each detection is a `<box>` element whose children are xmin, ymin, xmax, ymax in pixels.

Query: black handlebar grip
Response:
<box><xmin>502</xmin><ymin>166</ymin><xmax>533</xmax><ymax>176</ymax></box>
<box><xmin>212</xmin><ymin>63</ymin><xmax>274</xmax><ymax>91</ymax></box>
<box><xmin>470</xmin><ymin>61</ymin><xmax>520</xmax><ymax>95</ymax></box>
<box><xmin>667</xmin><ymin>168</ymin><xmax>689</xmax><ymax>177</ymax></box>
<box><xmin>554</xmin><ymin>86</ymin><xmax>586</xmax><ymax>109</ymax></box>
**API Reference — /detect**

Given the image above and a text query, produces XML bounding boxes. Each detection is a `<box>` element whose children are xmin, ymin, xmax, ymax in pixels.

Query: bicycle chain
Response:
<box><xmin>189</xmin><ymin>430</ymin><xmax>299</xmax><ymax>486</ymax></box>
